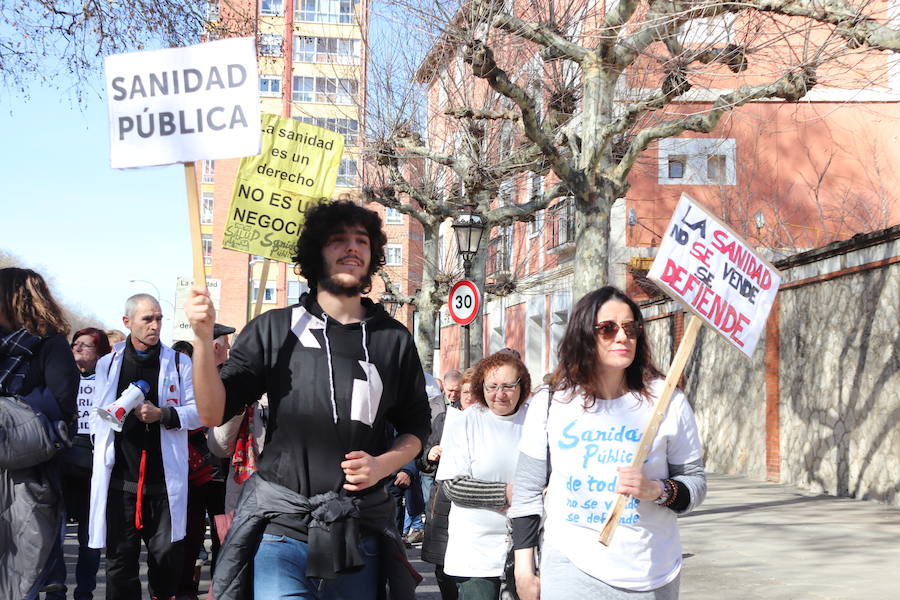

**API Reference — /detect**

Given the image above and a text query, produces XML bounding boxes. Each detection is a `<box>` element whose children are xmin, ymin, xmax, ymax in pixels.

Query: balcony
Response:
<box><xmin>486</xmin><ymin>231</ymin><xmax>512</xmax><ymax>277</ymax></box>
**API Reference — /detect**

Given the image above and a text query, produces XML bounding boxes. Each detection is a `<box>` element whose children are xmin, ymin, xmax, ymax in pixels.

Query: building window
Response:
<box><xmin>293</xmin><ymin>36</ymin><xmax>360</xmax><ymax>65</ymax></box>
<box><xmin>667</xmin><ymin>156</ymin><xmax>686</xmax><ymax>179</ymax></box>
<box><xmin>297</xmin><ymin>0</ymin><xmax>355</xmax><ymax>24</ymax></box>
<box><xmin>385</xmin><ymin>207</ymin><xmax>403</xmax><ymax>225</ymax></box>
<box><xmin>658</xmin><ymin>138</ymin><xmax>736</xmax><ymax>185</ymax></box>
<box><xmin>260</xmin><ymin>0</ymin><xmax>283</xmax><ymax>15</ymax></box>
<box><xmin>337</xmin><ymin>159</ymin><xmax>357</xmax><ymax>187</ymax></box>
<box><xmin>201</xmin><ymin>234</ymin><xmax>213</xmax><ymax>266</ymax></box>
<box><xmin>292</xmin><ymin>77</ymin><xmax>315</xmax><ymax>103</ymax></box>
<box><xmin>385</xmin><ymin>244</ymin><xmax>403</xmax><ymax>266</ymax></box>
<box><xmin>292</xmin><ymin>116</ymin><xmax>359</xmax><ymax>146</ymax></box>
<box><xmin>548</xmin><ymin>197</ymin><xmax>575</xmax><ymax>249</ymax></box>
<box><xmin>527</xmin><ymin>172</ymin><xmax>543</xmax><ymax>237</ymax></box>
<box><xmin>252</xmin><ymin>280</ymin><xmax>277</xmax><ymax>303</ymax></box>
<box><xmin>202</xmin><ymin>160</ymin><xmax>215</xmax><ymax>184</ymax></box>
<box><xmin>260</xmin><ymin>75</ymin><xmax>281</xmax><ymax>97</ymax></box>
<box><xmin>707</xmin><ymin>154</ymin><xmax>727</xmax><ymax>183</ymax></box>
<box><xmin>201</xmin><ymin>193</ymin><xmax>214</xmax><ymax>224</ymax></box>
<box><xmin>287</xmin><ymin>280</ymin><xmax>309</xmax><ymax>305</ymax></box>
<box><xmin>528</xmin><ymin>209</ymin><xmax>544</xmax><ymax>238</ymax></box>
<box><xmin>259</xmin><ymin>34</ymin><xmax>283</xmax><ymax>57</ymax></box>
<box><xmin>487</xmin><ymin>226</ymin><xmax>512</xmax><ymax>275</ymax></box>
<box><xmin>293</xmin><ymin>77</ymin><xmax>357</xmax><ymax>105</ymax></box>
<box><xmin>498</xmin><ymin>179</ymin><xmax>514</xmax><ymax>206</ymax></box>
<box><xmin>316</xmin><ymin>77</ymin><xmax>358</xmax><ymax>105</ymax></box>
<box><xmin>206</xmin><ymin>1</ymin><xmax>219</xmax><ymax>21</ymax></box>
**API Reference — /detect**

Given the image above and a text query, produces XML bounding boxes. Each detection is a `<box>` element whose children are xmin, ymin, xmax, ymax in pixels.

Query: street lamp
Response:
<box><xmin>380</xmin><ymin>292</ymin><xmax>400</xmax><ymax>318</ymax></box>
<box><xmin>451</xmin><ymin>205</ymin><xmax>486</xmax><ymax>368</ymax></box>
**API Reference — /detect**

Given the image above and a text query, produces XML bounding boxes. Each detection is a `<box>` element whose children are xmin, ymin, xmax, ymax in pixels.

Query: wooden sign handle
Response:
<box><xmin>252</xmin><ymin>259</ymin><xmax>271</xmax><ymax>319</ymax></box>
<box><xmin>184</xmin><ymin>162</ymin><xmax>207</xmax><ymax>286</ymax></box>
<box><xmin>598</xmin><ymin>315</ymin><xmax>702</xmax><ymax>546</ymax></box>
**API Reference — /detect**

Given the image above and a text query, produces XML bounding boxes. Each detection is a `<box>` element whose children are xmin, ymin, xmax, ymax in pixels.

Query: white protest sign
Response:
<box><xmin>173</xmin><ymin>277</ymin><xmax>222</xmax><ymax>341</ymax></box>
<box><xmin>647</xmin><ymin>194</ymin><xmax>781</xmax><ymax>357</ymax></box>
<box><xmin>76</xmin><ymin>378</ymin><xmax>96</xmax><ymax>435</ymax></box>
<box><xmin>105</xmin><ymin>37</ymin><xmax>261</xmax><ymax>169</ymax></box>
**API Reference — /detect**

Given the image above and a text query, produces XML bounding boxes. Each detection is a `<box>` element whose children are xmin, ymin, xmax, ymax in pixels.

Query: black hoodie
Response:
<box><xmin>219</xmin><ymin>292</ymin><xmax>431</xmax><ymax>540</ymax></box>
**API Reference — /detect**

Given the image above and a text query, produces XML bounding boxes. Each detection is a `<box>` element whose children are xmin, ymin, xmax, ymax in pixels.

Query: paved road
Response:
<box><xmin>59</xmin><ymin>473</ymin><xmax>897</xmax><ymax>599</ymax></box>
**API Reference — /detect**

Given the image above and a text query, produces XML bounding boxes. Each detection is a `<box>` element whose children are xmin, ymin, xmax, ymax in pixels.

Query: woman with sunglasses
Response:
<box><xmin>436</xmin><ymin>352</ymin><xmax>531</xmax><ymax>600</ymax></box>
<box><xmin>510</xmin><ymin>286</ymin><xmax>706</xmax><ymax>600</ymax></box>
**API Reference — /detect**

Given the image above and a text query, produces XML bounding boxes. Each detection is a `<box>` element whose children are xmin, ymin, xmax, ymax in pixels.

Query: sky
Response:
<box><xmin>1</xmin><ymin>79</ymin><xmax>191</xmax><ymax>344</ymax></box>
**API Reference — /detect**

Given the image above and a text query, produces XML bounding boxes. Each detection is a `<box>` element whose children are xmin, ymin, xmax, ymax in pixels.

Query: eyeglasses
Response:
<box><xmin>593</xmin><ymin>321</ymin><xmax>642</xmax><ymax>341</ymax></box>
<box><xmin>484</xmin><ymin>379</ymin><xmax>520</xmax><ymax>393</ymax></box>
<box><xmin>71</xmin><ymin>342</ymin><xmax>95</xmax><ymax>350</ymax></box>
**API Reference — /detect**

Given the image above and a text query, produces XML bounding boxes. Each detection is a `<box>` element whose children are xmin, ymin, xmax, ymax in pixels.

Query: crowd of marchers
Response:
<box><xmin>0</xmin><ymin>201</ymin><xmax>705</xmax><ymax>600</ymax></box>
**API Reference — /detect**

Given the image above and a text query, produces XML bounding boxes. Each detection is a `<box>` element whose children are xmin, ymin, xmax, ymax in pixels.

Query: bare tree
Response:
<box><xmin>0</xmin><ymin>0</ymin><xmax>256</xmax><ymax>98</ymax></box>
<box><xmin>384</xmin><ymin>0</ymin><xmax>900</xmax><ymax>300</ymax></box>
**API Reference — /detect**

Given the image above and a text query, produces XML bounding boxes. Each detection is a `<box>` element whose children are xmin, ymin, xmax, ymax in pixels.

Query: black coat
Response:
<box><xmin>418</xmin><ymin>410</ymin><xmax>453</xmax><ymax>565</ymax></box>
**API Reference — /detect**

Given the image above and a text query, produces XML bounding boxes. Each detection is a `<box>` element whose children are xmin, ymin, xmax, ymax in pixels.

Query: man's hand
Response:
<box><xmin>135</xmin><ymin>402</ymin><xmax>161</xmax><ymax>424</ymax></box>
<box><xmin>341</xmin><ymin>450</ymin><xmax>389</xmax><ymax>492</ymax></box>
<box><xmin>185</xmin><ymin>285</ymin><xmax>216</xmax><ymax>341</ymax></box>
<box><xmin>427</xmin><ymin>445</ymin><xmax>442</xmax><ymax>463</ymax></box>
<box><xmin>394</xmin><ymin>471</ymin><xmax>411</xmax><ymax>488</ymax></box>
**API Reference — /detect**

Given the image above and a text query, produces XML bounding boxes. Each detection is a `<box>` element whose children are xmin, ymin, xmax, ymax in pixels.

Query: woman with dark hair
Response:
<box><xmin>437</xmin><ymin>352</ymin><xmax>532</xmax><ymax>600</ymax></box>
<box><xmin>0</xmin><ymin>267</ymin><xmax>80</xmax><ymax>600</ymax></box>
<box><xmin>45</xmin><ymin>328</ymin><xmax>112</xmax><ymax>600</ymax></box>
<box><xmin>510</xmin><ymin>286</ymin><xmax>706</xmax><ymax>600</ymax></box>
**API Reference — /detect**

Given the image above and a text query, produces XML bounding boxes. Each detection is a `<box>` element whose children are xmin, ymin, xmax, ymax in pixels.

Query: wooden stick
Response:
<box><xmin>183</xmin><ymin>162</ymin><xmax>207</xmax><ymax>286</ymax></box>
<box><xmin>252</xmin><ymin>259</ymin><xmax>272</xmax><ymax>319</ymax></box>
<box><xmin>598</xmin><ymin>314</ymin><xmax>702</xmax><ymax>546</ymax></box>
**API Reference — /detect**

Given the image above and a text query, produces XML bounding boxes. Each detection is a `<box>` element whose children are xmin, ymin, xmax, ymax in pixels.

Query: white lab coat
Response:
<box><xmin>87</xmin><ymin>342</ymin><xmax>201</xmax><ymax>548</ymax></box>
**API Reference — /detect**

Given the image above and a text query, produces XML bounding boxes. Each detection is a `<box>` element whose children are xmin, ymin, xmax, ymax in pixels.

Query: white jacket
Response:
<box><xmin>88</xmin><ymin>342</ymin><xmax>201</xmax><ymax>548</ymax></box>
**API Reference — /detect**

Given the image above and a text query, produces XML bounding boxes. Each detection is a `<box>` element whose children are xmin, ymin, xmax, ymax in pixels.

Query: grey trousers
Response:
<box><xmin>539</xmin><ymin>543</ymin><xmax>680</xmax><ymax>600</ymax></box>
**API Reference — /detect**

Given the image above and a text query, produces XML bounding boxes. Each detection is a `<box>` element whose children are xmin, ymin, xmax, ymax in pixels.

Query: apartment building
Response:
<box><xmin>198</xmin><ymin>0</ymin><xmax>420</xmax><ymax>333</ymax></box>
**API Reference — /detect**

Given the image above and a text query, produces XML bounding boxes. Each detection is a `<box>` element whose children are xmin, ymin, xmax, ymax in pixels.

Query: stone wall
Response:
<box><xmin>640</xmin><ymin>225</ymin><xmax>899</xmax><ymax>507</ymax></box>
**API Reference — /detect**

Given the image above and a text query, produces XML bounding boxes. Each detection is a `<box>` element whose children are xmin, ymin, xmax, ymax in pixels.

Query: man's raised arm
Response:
<box><xmin>184</xmin><ymin>285</ymin><xmax>226</xmax><ymax>426</ymax></box>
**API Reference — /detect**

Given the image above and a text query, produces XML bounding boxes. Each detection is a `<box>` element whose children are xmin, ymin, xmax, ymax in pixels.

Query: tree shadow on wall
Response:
<box><xmin>785</xmin><ymin>266</ymin><xmax>900</xmax><ymax>504</ymax></box>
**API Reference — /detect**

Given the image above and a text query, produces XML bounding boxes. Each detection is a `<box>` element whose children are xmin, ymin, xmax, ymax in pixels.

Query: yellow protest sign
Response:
<box><xmin>223</xmin><ymin>113</ymin><xmax>345</xmax><ymax>262</ymax></box>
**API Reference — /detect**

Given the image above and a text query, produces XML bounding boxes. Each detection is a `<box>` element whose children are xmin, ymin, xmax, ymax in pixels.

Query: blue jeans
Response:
<box><xmin>254</xmin><ymin>534</ymin><xmax>380</xmax><ymax>599</ymax></box>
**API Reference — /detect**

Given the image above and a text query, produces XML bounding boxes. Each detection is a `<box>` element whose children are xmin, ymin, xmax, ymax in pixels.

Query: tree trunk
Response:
<box><xmin>572</xmin><ymin>190</ymin><xmax>613</xmax><ymax>302</ymax></box>
<box><xmin>414</xmin><ymin>221</ymin><xmax>441</xmax><ymax>373</ymax></box>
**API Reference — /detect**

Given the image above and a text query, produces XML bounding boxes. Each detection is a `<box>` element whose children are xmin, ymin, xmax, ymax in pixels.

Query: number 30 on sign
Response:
<box><xmin>448</xmin><ymin>280</ymin><xmax>480</xmax><ymax>326</ymax></box>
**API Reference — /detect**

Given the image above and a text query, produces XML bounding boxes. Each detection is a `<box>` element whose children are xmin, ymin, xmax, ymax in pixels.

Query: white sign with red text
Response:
<box><xmin>647</xmin><ymin>194</ymin><xmax>781</xmax><ymax>357</ymax></box>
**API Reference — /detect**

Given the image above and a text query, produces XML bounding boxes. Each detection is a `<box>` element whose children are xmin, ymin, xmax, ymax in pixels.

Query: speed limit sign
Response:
<box><xmin>448</xmin><ymin>280</ymin><xmax>480</xmax><ymax>326</ymax></box>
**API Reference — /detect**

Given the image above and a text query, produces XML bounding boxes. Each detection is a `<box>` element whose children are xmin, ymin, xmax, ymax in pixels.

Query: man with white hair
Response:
<box><xmin>88</xmin><ymin>294</ymin><xmax>201</xmax><ymax>600</ymax></box>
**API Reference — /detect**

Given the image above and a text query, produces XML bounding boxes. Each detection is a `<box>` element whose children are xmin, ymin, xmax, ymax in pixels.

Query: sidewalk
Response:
<box><xmin>679</xmin><ymin>473</ymin><xmax>899</xmax><ymax>599</ymax></box>
<box><xmin>60</xmin><ymin>473</ymin><xmax>897</xmax><ymax>599</ymax></box>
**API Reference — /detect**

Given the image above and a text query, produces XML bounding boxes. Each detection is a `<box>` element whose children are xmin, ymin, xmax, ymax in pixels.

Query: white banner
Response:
<box><xmin>647</xmin><ymin>194</ymin><xmax>781</xmax><ymax>357</ymax></box>
<box><xmin>105</xmin><ymin>37</ymin><xmax>261</xmax><ymax>169</ymax></box>
<box><xmin>173</xmin><ymin>277</ymin><xmax>222</xmax><ymax>341</ymax></box>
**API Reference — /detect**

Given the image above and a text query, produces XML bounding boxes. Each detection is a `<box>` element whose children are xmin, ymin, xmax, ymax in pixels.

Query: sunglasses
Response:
<box><xmin>593</xmin><ymin>321</ymin><xmax>643</xmax><ymax>340</ymax></box>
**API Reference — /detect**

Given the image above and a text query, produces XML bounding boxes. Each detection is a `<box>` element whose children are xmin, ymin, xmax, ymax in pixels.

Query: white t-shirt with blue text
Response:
<box><xmin>518</xmin><ymin>381</ymin><xmax>702</xmax><ymax>591</ymax></box>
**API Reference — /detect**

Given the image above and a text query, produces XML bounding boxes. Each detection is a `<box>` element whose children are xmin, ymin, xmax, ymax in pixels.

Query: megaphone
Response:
<box><xmin>96</xmin><ymin>380</ymin><xmax>151</xmax><ymax>432</ymax></box>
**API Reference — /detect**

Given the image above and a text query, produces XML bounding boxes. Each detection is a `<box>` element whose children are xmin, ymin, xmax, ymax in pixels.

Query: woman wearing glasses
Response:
<box><xmin>510</xmin><ymin>286</ymin><xmax>706</xmax><ymax>600</ymax></box>
<box><xmin>436</xmin><ymin>352</ymin><xmax>531</xmax><ymax>600</ymax></box>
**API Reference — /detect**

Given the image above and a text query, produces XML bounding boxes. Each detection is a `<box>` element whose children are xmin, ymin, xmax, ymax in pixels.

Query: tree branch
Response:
<box><xmin>444</xmin><ymin>107</ymin><xmax>520</xmax><ymax>120</ymax></box>
<box><xmin>488</xmin><ymin>10</ymin><xmax>589</xmax><ymax>63</ymax></box>
<box><xmin>746</xmin><ymin>0</ymin><xmax>900</xmax><ymax>52</ymax></box>
<box><xmin>465</xmin><ymin>40</ymin><xmax>583</xmax><ymax>190</ymax></box>
<box><xmin>610</xmin><ymin>65</ymin><xmax>819</xmax><ymax>185</ymax></box>
<box><xmin>378</xmin><ymin>271</ymin><xmax>417</xmax><ymax>306</ymax></box>
<box><xmin>485</xmin><ymin>181</ymin><xmax>571</xmax><ymax>225</ymax></box>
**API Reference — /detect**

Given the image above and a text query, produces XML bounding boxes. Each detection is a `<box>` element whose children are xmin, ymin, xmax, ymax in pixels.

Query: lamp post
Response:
<box><xmin>129</xmin><ymin>278</ymin><xmax>161</xmax><ymax>300</ymax></box>
<box><xmin>380</xmin><ymin>292</ymin><xmax>400</xmax><ymax>318</ymax></box>
<box><xmin>451</xmin><ymin>205</ymin><xmax>486</xmax><ymax>368</ymax></box>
